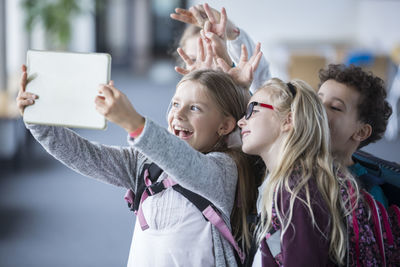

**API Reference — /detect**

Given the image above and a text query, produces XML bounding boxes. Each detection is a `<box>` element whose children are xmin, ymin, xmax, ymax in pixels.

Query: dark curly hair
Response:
<box><xmin>318</xmin><ymin>64</ymin><xmax>392</xmax><ymax>148</ymax></box>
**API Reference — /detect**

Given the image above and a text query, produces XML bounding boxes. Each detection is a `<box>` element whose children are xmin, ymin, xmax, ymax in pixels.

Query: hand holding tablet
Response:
<box><xmin>21</xmin><ymin>50</ymin><xmax>111</xmax><ymax>130</ymax></box>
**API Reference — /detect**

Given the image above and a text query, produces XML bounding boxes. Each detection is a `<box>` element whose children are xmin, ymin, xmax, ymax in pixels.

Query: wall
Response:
<box><xmin>189</xmin><ymin>0</ymin><xmax>358</xmax><ymax>45</ymax></box>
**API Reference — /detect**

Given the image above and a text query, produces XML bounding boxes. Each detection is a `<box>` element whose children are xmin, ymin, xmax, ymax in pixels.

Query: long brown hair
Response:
<box><xmin>178</xmin><ymin>69</ymin><xmax>263</xmax><ymax>251</ymax></box>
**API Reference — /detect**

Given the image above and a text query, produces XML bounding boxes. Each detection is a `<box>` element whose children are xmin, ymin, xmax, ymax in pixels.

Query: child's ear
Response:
<box><xmin>218</xmin><ymin>116</ymin><xmax>237</xmax><ymax>136</ymax></box>
<box><xmin>352</xmin><ymin>123</ymin><xmax>372</xmax><ymax>142</ymax></box>
<box><xmin>281</xmin><ymin>112</ymin><xmax>293</xmax><ymax>132</ymax></box>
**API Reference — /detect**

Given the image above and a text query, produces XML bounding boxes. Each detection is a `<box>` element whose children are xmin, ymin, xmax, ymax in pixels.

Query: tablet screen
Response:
<box><xmin>23</xmin><ymin>50</ymin><xmax>111</xmax><ymax>130</ymax></box>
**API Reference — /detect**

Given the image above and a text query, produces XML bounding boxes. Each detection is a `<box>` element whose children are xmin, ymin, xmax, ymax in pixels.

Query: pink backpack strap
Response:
<box><xmin>128</xmin><ymin>163</ymin><xmax>246</xmax><ymax>263</ymax></box>
<box><xmin>363</xmin><ymin>190</ymin><xmax>386</xmax><ymax>266</ymax></box>
<box><xmin>375</xmin><ymin>199</ymin><xmax>394</xmax><ymax>246</ymax></box>
<box><xmin>124</xmin><ymin>189</ymin><xmax>135</xmax><ymax>207</ymax></box>
<box><xmin>347</xmin><ymin>181</ymin><xmax>361</xmax><ymax>267</ymax></box>
<box><xmin>388</xmin><ymin>205</ymin><xmax>400</xmax><ymax>264</ymax></box>
<box><xmin>202</xmin><ymin>205</ymin><xmax>246</xmax><ymax>264</ymax></box>
<box><xmin>390</xmin><ymin>205</ymin><xmax>400</xmax><ymax>226</ymax></box>
<box><xmin>136</xmin><ymin>172</ymin><xmax>177</xmax><ymax>230</ymax></box>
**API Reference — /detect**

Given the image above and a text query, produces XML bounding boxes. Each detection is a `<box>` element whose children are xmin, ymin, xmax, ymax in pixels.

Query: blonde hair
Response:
<box><xmin>257</xmin><ymin>78</ymin><xmax>357</xmax><ymax>264</ymax></box>
<box><xmin>178</xmin><ymin>69</ymin><xmax>263</xmax><ymax>252</ymax></box>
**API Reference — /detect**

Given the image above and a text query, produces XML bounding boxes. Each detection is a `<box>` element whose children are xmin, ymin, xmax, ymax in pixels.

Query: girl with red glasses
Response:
<box><xmin>238</xmin><ymin>78</ymin><xmax>357</xmax><ymax>266</ymax></box>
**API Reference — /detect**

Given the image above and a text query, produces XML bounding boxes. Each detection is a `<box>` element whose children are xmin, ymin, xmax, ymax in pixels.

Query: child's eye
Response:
<box><xmin>172</xmin><ymin>102</ymin><xmax>179</xmax><ymax>108</ymax></box>
<box><xmin>331</xmin><ymin>106</ymin><xmax>342</xmax><ymax>111</ymax></box>
<box><xmin>190</xmin><ymin>105</ymin><xmax>200</xmax><ymax>111</ymax></box>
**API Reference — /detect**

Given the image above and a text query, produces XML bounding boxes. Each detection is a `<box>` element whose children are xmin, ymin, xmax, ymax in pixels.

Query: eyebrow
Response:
<box><xmin>318</xmin><ymin>93</ymin><xmax>347</xmax><ymax>109</ymax></box>
<box><xmin>171</xmin><ymin>98</ymin><xmax>209</xmax><ymax>107</ymax></box>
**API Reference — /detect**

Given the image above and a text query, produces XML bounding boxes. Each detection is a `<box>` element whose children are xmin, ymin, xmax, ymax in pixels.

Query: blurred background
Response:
<box><xmin>0</xmin><ymin>0</ymin><xmax>399</xmax><ymax>266</ymax></box>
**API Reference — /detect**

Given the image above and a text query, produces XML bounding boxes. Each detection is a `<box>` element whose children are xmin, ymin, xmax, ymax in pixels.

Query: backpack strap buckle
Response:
<box><xmin>146</xmin><ymin>181</ymin><xmax>166</xmax><ymax>196</ymax></box>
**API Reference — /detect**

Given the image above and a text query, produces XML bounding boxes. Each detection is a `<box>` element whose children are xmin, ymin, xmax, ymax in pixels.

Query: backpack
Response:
<box><xmin>353</xmin><ymin>150</ymin><xmax>400</xmax><ymax>207</ymax></box>
<box><xmin>344</xmin><ymin>181</ymin><xmax>400</xmax><ymax>267</ymax></box>
<box><xmin>124</xmin><ymin>163</ymin><xmax>246</xmax><ymax>265</ymax></box>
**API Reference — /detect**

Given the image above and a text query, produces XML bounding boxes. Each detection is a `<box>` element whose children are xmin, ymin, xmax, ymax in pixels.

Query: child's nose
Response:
<box><xmin>237</xmin><ymin>116</ymin><xmax>246</xmax><ymax>128</ymax></box>
<box><xmin>174</xmin><ymin>107</ymin><xmax>187</xmax><ymax>120</ymax></box>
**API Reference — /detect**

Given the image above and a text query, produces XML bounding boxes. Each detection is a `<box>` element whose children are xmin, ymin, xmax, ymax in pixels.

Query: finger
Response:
<box><xmin>203</xmin><ymin>20</ymin><xmax>211</xmax><ymax>34</ymax></box>
<box><xmin>99</xmin><ymin>85</ymin><xmax>114</xmax><ymax>100</ymax></box>
<box><xmin>177</xmin><ymin>47</ymin><xmax>194</xmax><ymax>66</ymax></box>
<box><xmin>200</xmin><ymin>29</ymin><xmax>207</xmax><ymax>41</ymax></box>
<box><xmin>204</xmin><ymin>3</ymin><xmax>216</xmax><ymax>24</ymax></box>
<box><xmin>204</xmin><ymin>30</ymin><xmax>219</xmax><ymax>44</ymax></box>
<box><xmin>170</xmin><ymin>13</ymin><xmax>194</xmax><ymax>25</ymax></box>
<box><xmin>197</xmin><ymin>37</ymin><xmax>205</xmax><ymax>62</ymax></box>
<box><xmin>20</xmin><ymin>65</ymin><xmax>27</xmax><ymax>92</ymax></box>
<box><xmin>94</xmin><ymin>98</ymin><xmax>108</xmax><ymax>116</ymax></box>
<box><xmin>175</xmin><ymin>66</ymin><xmax>189</xmax><ymax>75</ymax></box>
<box><xmin>254</xmin><ymin>42</ymin><xmax>261</xmax><ymax>54</ymax></box>
<box><xmin>94</xmin><ymin>95</ymin><xmax>106</xmax><ymax>106</ymax></box>
<box><xmin>220</xmin><ymin>7</ymin><xmax>228</xmax><ymax>32</ymax></box>
<box><xmin>216</xmin><ymin>57</ymin><xmax>231</xmax><ymax>72</ymax></box>
<box><xmin>240</xmin><ymin>44</ymin><xmax>249</xmax><ymax>63</ymax></box>
<box><xmin>19</xmin><ymin>91</ymin><xmax>37</xmax><ymax>100</ymax></box>
<box><xmin>189</xmin><ymin>6</ymin><xmax>204</xmax><ymax>26</ymax></box>
<box><xmin>247</xmin><ymin>66</ymin><xmax>254</xmax><ymax>83</ymax></box>
<box><xmin>251</xmin><ymin>51</ymin><xmax>263</xmax><ymax>73</ymax></box>
<box><xmin>175</xmin><ymin>8</ymin><xmax>192</xmax><ymax>16</ymax></box>
<box><xmin>109</xmin><ymin>80</ymin><xmax>114</xmax><ymax>86</ymax></box>
<box><xmin>205</xmin><ymin>41</ymin><xmax>214</xmax><ymax>66</ymax></box>
<box><xmin>17</xmin><ymin>99</ymin><xmax>35</xmax><ymax>110</ymax></box>
<box><xmin>248</xmin><ymin>43</ymin><xmax>261</xmax><ymax>63</ymax></box>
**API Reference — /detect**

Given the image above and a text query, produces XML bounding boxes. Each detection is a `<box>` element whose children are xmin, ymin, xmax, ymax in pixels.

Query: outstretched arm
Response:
<box><xmin>17</xmin><ymin>65</ymin><xmax>142</xmax><ymax>189</ymax></box>
<box><xmin>94</xmin><ymin>81</ymin><xmax>238</xmax><ymax>215</ymax></box>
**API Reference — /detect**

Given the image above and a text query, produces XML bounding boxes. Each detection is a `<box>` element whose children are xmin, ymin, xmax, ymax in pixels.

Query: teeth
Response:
<box><xmin>173</xmin><ymin>125</ymin><xmax>193</xmax><ymax>133</ymax></box>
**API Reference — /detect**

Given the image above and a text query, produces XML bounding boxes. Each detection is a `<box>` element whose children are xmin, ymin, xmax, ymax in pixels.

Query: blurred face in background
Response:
<box><xmin>182</xmin><ymin>35</ymin><xmax>199</xmax><ymax>63</ymax></box>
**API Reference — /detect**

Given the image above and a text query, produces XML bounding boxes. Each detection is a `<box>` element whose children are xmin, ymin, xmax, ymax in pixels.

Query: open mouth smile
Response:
<box><xmin>173</xmin><ymin>125</ymin><xmax>194</xmax><ymax>140</ymax></box>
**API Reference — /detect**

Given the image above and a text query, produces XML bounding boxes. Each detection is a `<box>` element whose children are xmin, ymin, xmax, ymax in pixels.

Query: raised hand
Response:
<box><xmin>95</xmin><ymin>81</ymin><xmax>144</xmax><ymax>133</ymax></box>
<box><xmin>175</xmin><ymin>37</ymin><xmax>214</xmax><ymax>75</ymax></box>
<box><xmin>170</xmin><ymin>3</ymin><xmax>239</xmax><ymax>41</ymax></box>
<box><xmin>16</xmin><ymin>64</ymin><xmax>38</xmax><ymax>116</ymax></box>
<box><xmin>171</xmin><ymin>4</ymin><xmax>219</xmax><ymax>29</ymax></box>
<box><xmin>217</xmin><ymin>43</ymin><xmax>263</xmax><ymax>89</ymax></box>
<box><xmin>201</xmin><ymin>20</ymin><xmax>232</xmax><ymax>67</ymax></box>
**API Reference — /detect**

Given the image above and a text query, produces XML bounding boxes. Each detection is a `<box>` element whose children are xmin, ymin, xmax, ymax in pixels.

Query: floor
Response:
<box><xmin>0</xmin><ymin>65</ymin><xmax>399</xmax><ymax>267</ymax></box>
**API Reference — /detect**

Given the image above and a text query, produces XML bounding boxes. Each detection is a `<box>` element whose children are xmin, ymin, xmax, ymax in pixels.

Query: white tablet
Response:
<box><xmin>23</xmin><ymin>50</ymin><xmax>111</xmax><ymax>130</ymax></box>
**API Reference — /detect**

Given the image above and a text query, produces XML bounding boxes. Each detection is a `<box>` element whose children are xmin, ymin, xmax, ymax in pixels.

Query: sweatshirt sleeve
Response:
<box><xmin>227</xmin><ymin>27</ymin><xmax>271</xmax><ymax>93</ymax></box>
<box><xmin>26</xmin><ymin>123</ymin><xmax>144</xmax><ymax>189</ymax></box>
<box><xmin>129</xmin><ymin>118</ymin><xmax>238</xmax><ymax>216</ymax></box>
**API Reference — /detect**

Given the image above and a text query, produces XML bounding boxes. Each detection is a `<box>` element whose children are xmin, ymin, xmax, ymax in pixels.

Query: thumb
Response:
<box><xmin>109</xmin><ymin>80</ymin><xmax>114</xmax><ymax>86</ymax></box>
